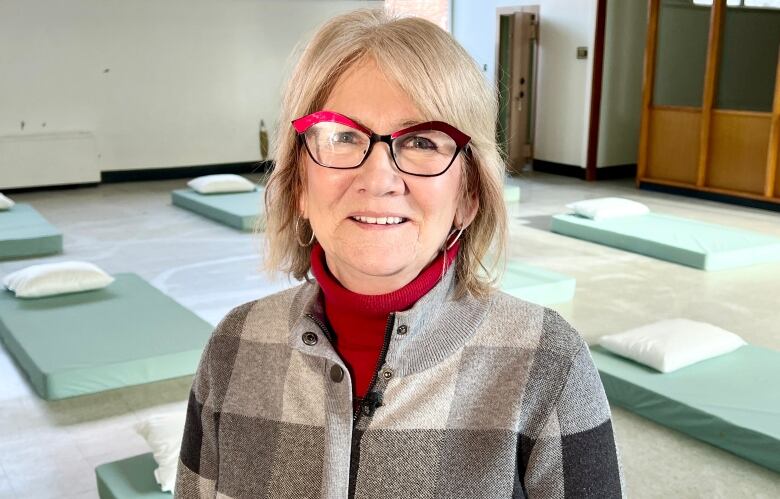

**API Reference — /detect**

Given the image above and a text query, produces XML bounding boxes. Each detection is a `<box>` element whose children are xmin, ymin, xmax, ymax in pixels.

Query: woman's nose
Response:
<box><xmin>353</xmin><ymin>141</ymin><xmax>405</xmax><ymax>196</ymax></box>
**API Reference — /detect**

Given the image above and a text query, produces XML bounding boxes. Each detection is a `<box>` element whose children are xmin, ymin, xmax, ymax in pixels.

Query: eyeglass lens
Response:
<box><xmin>303</xmin><ymin>121</ymin><xmax>458</xmax><ymax>176</ymax></box>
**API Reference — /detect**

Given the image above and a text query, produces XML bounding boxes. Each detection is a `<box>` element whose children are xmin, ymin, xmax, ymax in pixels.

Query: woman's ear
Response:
<box><xmin>455</xmin><ymin>192</ymin><xmax>479</xmax><ymax>229</ymax></box>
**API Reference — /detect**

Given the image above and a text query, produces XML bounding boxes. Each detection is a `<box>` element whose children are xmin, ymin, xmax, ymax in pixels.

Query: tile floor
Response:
<box><xmin>0</xmin><ymin>171</ymin><xmax>779</xmax><ymax>498</ymax></box>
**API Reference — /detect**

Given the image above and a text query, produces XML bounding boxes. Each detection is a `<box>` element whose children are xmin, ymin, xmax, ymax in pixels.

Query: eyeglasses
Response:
<box><xmin>292</xmin><ymin>110</ymin><xmax>471</xmax><ymax>177</ymax></box>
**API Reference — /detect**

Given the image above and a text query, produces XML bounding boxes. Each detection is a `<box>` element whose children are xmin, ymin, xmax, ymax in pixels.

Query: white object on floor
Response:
<box><xmin>566</xmin><ymin>197</ymin><xmax>649</xmax><ymax>221</ymax></box>
<box><xmin>0</xmin><ymin>192</ymin><xmax>14</xmax><ymax>210</ymax></box>
<box><xmin>135</xmin><ymin>410</ymin><xmax>187</xmax><ymax>493</ymax></box>
<box><xmin>599</xmin><ymin>318</ymin><xmax>747</xmax><ymax>373</ymax></box>
<box><xmin>187</xmin><ymin>174</ymin><xmax>256</xmax><ymax>194</ymax></box>
<box><xmin>3</xmin><ymin>261</ymin><xmax>114</xmax><ymax>298</ymax></box>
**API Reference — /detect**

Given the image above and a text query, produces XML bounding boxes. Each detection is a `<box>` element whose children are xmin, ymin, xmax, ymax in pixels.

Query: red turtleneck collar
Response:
<box><xmin>310</xmin><ymin>241</ymin><xmax>459</xmax><ymax>398</ymax></box>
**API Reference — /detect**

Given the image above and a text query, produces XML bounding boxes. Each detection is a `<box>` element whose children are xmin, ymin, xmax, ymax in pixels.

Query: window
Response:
<box><xmin>692</xmin><ymin>0</ymin><xmax>780</xmax><ymax>8</ymax></box>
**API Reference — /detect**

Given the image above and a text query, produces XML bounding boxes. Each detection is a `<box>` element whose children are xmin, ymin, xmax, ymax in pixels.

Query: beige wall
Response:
<box><xmin>0</xmin><ymin>0</ymin><xmax>378</xmax><ymax>174</ymax></box>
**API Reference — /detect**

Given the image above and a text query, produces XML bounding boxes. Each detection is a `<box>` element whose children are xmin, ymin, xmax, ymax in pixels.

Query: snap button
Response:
<box><xmin>381</xmin><ymin>369</ymin><xmax>393</xmax><ymax>381</ymax></box>
<box><xmin>330</xmin><ymin>365</ymin><xmax>344</xmax><ymax>383</ymax></box>
<box><xmin>396</xmin><ymin>325</ymin><xmax>408</xmax><ymax>335</ymax></box>
<box><xmin>302</xmin><ymin>331</ymin><xmax>318</xmax><ymax>346</ymax></box>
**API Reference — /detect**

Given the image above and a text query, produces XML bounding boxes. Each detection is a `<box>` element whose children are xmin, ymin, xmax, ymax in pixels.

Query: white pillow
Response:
<box><xmin>2</xmin><ymin>261</ymin><xmax>114</xmax><ymax>298</ymax></box>
<box><xmin>599</xmin><ymin>318</ymin><xmax>746</xmax><ymax>373</ymax></box>
<box><xmin>135</xmin><ymin>411</ymin><xmax>187</xmax><ymax>493</ymax></box>
<box><xmin>565</xmin><ymin>197</ymin><xmax>649</xmax><ymax>221</ymax></box>
<box><xmin>187</xmin><ymin>174</ymin><xmax>255</xmax><ymax>194</ymax></box>
<box><xmin>0</xmin><ymin>193</ymin><xmax>15</xmax><ymax>210</ymax></box>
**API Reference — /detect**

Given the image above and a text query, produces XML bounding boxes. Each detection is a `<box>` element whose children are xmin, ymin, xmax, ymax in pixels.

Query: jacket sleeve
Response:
<box><xmin>175</xmin><ymin>339</ymin><xmax>219</xmax><ymax>498</ymax></box>
<box><xmin>523</xmin><ymin>343</ymin><xmax>626</xmax><ymax>498</ymax></box>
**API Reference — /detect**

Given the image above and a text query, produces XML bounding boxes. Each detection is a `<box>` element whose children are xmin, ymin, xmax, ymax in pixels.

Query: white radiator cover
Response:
<box><xmin>0</xmin><ymin>132</ymin><xmax>100</xmax><ymax>189</ymax></box>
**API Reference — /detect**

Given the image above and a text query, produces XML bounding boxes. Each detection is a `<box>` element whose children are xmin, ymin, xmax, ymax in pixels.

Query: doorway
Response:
<box><xmin>496</xmin><ymin>6</ymin><xmax>539</xmax><ymax>174</ymax></box>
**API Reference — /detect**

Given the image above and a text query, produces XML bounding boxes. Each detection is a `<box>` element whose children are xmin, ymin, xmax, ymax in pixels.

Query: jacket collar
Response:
<box><xmin>287</xmin><ymin>268</ymin><xmax>490</xmax><ymax>377</ymax></box>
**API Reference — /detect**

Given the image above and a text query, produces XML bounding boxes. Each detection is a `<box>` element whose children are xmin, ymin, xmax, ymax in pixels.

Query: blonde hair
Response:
<box><xmin>263</xmin><ymin>9</ymin><xmax>507</xmax><ymax>298</ymax></box>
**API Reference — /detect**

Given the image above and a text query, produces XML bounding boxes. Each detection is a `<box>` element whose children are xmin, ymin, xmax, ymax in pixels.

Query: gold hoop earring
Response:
<box><xmin>445</xmin><ymin>226</ymin><xmax>464</xmax><ymax>250</ymax></box>
<box><xmin>295</xmin><ymin>217</ymin><xmax>315</xmax><ymax>247</ymax></box>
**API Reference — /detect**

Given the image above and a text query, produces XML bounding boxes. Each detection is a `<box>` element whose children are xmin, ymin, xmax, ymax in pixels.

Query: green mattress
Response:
<box><xmin>592</xmin><ymin>345</ymin><xmax>780</xmax><ymax>473</ymax></box>
<box><xmin>171</xmin><ymin>188</ymin><xmax>264</xmax><ymax>231</ymax></box>
<box><xmin>550</xmin><ymin>213</ymin><xmax>780</xmax><ymax>270</ymax></box>
<box><xmin>0</xmin><ymin>203</ymin><xmax>62</xmax><ymax>260</ymax></box>
<box><xmin>500</xmin><ymin>261</ymin><xmax>576</xmax><ymax>305</ymax></box>
<box><xmin>96</xmin><ymin>453</ymin><xmax>171</xmax><ymax>499</ymax></box>
<box><xmin>0</xmin><ymin>273</ymin><xmax>213</xmax><ymax>400</ymax></box>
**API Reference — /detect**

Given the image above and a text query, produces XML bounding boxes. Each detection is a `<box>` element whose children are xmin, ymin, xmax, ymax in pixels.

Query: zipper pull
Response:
<box><xmin>362</xmin><ymin>391</ymin><xmax>383</xmax><ymax>417</ymax></box>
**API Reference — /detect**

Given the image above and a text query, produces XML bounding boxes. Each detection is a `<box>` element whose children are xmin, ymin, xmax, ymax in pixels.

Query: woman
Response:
<box><xmin>177</xmin><ymin>10</ymin><xmax>624</xmax><ymax>499</ymax></box>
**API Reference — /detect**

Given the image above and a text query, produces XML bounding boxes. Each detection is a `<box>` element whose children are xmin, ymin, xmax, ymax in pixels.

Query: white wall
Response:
<box><xmin>597</xmin><ymin>0</ymin><xmax>646</xmax><ymax>168</ymax></box>
<box><xmin>0</xmin><ymin>0</ymin><xmax>377</xmax><ymax>173</ymax></box>
<box><xmin>452</xmin><ymin>0</ymin><xmax>598</xmax><ymax>168</ymax></box>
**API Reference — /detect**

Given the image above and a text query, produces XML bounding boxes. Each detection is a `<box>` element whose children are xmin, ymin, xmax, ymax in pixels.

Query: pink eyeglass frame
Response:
<box><xmin>291</xmin><ymin>110</ymin><xmax>471</xmax><ymax>177</ymax></box>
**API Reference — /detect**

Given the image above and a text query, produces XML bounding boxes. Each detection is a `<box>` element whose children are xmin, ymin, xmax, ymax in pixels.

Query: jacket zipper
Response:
<box><xmin>347</xmin><ymin>312</ymin><xmax>395</xmax><ymax>499</ymax></box>
<box><xmin>306</xmin><ymin>311</ymin><xmax>396</xmax><ymax>499</ymax></box>
<box><xmin>353</xmin><ymin>312</ymin><xmax>395</xmax><ymax>424</ymax></box>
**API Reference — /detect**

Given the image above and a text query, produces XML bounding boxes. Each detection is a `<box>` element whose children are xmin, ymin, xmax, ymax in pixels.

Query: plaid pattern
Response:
<box><xmin>177</xmin><ymin>269</ymin><xmax>624</xmax><ymax>498</ymax></box>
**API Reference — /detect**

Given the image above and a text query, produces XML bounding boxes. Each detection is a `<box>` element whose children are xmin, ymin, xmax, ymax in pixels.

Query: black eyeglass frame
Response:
<box><xmin>292</xmin><ymin>110</ymin><xmax>471</xmax><ymax>178</ymax></box>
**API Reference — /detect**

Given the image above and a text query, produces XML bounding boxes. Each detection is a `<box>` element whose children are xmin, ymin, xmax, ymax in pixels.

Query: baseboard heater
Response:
<box><xmin>0</xmin><ymin>132</ymin><xmax>100</xmax><ymax>190</ymax></box>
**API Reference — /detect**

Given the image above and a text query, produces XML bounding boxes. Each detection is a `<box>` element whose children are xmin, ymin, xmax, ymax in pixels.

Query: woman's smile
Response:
<box><xmin>348</xmin><ymin>213</ymin><xmax>409</xmax><ymax>226</ymax></box>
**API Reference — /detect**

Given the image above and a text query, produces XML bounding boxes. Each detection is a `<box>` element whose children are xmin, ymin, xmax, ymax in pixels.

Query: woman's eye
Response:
<box><xmin>403</xmin><ymin>136</ymin><xmax>437</xmax><ymax>150</ymax></box>
<box><xmin>329</xmin><ymin>132</ymin><xmax>357</xmax><ymax>144</ymax></box>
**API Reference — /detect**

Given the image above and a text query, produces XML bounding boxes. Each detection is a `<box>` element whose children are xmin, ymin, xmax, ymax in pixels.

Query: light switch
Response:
<box><xmin>577</xmin><ymin>47</ymin><xmax>588</xmax><ymax>59</ymax></box>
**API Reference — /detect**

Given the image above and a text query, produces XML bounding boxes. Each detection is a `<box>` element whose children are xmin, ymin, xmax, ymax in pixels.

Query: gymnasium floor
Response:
<box><xmin>0</xmin><ymin>171</ymin><xmax>778</xmax><ymax>498</ymax></box>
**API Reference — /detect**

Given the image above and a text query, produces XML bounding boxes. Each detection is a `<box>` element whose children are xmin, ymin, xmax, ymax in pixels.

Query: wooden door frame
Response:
<box><xmin>636</xmin><ymin>0</ymin><xmax>660</xmax><ymax>183</ymax></box>
<box><xmin>696</xmin><ymin>0</ymin><xmax>725</xmax><ymax>187</ymax></box>
<box><xmin>494</xmin><ymin>5</ymin><xmax>540</xmax><ymax>169</ymax></box>
<box><xmin>585</xmin><ymin>0</ymin><xmax>608</xmax><ymax>181</ymax></box>
<box><xmin>766</xmin><ymin>48</ymin><xmax>780</xmax><ymax>197</ymax></box>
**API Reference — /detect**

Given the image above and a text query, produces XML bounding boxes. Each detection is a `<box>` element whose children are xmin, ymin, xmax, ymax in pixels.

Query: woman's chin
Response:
<box><xmin>333</xmin><ymin>247</ymin><xmax>424</xmax><ymax>288</ymax></box>
<box><xmin>349</xmin><ymin>255</ymin><xmax>415</xmax><ymax>279</ymax></box>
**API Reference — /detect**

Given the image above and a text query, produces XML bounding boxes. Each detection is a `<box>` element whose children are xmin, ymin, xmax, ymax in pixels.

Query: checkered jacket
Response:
<box><xmin>176</xmin><ymin>268</ymin><xmax>625</xmax><ymax>498</ymax></box>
